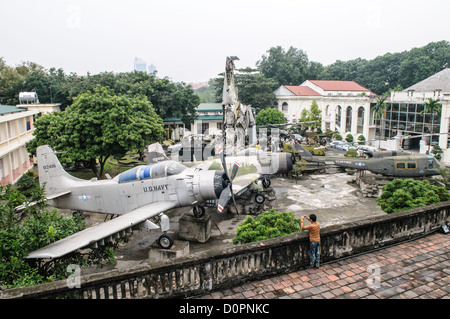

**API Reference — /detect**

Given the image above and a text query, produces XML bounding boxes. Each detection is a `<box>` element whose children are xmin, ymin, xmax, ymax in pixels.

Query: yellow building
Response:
<box><xmin>0</xmin><ymin>102</ymin><xmax>60</xmax><ymax>186</ymax></box>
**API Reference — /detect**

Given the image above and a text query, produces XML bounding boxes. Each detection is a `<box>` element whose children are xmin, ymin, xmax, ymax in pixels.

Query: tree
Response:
<box><xmin>27</xmin><ymin>86</ymin><xmax>165</xmax><ymax>177</ymax></box>
<box><xmin>357</xmin><ymin>135</ymin><xmax>366</xmax><ymax>145</ymax></box>
<box><xmin>372</xmin><ymin>96</ymin><xmax>388</xmax><ymax>145</ymax></box>
<box><xmin>255</xmin><ymin>108</ymin><xmax>286</xmax><ymax>126</ymax></box>
<box><xmin>233</xmin><ymin>68</ymin><xmax>278</xmax><ymax>112</ymax></box>
<box><xmin>299</xmin><ymin>100</ymin><xmax>322</xmax><ymax>132</ymax></box>
<box><xmin>376</xmin><ymin>179</ymin><xmax>450</xmax><ymax>214</ymax></box>
<box><xmin>421</xmin><ymin>98</ymin><xmax>442</xmax><ymax>152</ymax></box>
<box><xmin>0</xmin><ymin>183</ymin><xmax>120</xmax><ymax>288</ymax></box>
<box><xmin>256</xmin><ymin>46</ymin><xmax>311</xmax><ymax>86</ymax></box>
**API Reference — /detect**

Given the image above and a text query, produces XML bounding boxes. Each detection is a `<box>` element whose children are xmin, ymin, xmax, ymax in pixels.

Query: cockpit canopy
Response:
<box><xmin>116</xmin><ymin>161</ymin><xmax>186</xmax><ymax>183</ymax></box>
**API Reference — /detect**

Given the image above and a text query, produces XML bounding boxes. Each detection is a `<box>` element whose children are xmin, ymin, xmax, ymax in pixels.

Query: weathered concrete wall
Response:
<box><xmin>2</xmin><ymin>201</ymin><xmax>449</xmax><ymax>299</ymax></box>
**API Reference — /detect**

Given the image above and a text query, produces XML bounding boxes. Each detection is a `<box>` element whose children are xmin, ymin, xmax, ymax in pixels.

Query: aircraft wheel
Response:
<box><xmin>158</xmin><ymin>234</ymin><xmax>174</xmax><ymax>249</ymax></box>
<box><xmin>262</xmin><ymin>178</ymin><xmax>271</xmax><ymax>188</ymax></box>
<box><xmin>193</xmin><ymin>205</ymin><xmax>205</xmax><ymax>218</ymax></box>
<box><xmin>255</xmin><ymin>193</ymin><xmax>265</xmax><ymax>204</ymax></box>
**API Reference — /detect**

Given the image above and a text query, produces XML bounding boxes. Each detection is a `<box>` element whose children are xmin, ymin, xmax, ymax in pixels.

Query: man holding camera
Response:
<box><xmin>301</xmin><ymin>214</ymin><xmax>321</xmax><ymax>268</ymax></box>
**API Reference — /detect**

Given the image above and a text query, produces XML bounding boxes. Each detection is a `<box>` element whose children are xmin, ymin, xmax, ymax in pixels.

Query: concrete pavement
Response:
<box><xmin>196</xmin><ymin>232</ymin><xmax>450</xmax><ymax>299</ymax></box>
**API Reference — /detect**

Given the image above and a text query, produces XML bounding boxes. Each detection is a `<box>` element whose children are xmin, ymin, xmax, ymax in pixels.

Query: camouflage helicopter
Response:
<box><xmin>293</xmin><ymin>141</ymin><xmax>440</xmax><ymax>178</ymax></box>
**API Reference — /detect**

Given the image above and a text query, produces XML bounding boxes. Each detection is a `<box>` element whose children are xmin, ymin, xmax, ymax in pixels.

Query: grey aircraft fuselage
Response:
<box><xmin>44</xmin><ymin>161</ymin><xmax>222</xmax><ymax>216</ymax></box>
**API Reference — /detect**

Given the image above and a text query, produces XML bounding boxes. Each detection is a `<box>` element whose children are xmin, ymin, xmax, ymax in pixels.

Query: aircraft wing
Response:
<box><xmin>46</xmin><ymin>190</ymin><xmax>71</xmax><ymax>200</ymax></box>
<box><xmin>26</xmin><ymin>201</ymin><xmax>178</xmax><ymax>259</ymax></box>
<box><xmin>232</xmin><ymin>173</ymin><xmax>260</xmax><ymax>196</ymax></box>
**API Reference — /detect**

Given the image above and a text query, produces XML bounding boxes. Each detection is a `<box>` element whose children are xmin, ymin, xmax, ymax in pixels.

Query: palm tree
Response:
<box><xmin>421</xmin><ymin>98</ymin><xmax>442</xmax><ymax>153</ymax></box>
<box><xmin>372</xmin><ymin>96</ymin><xmax>388</xmax><ymax>147</ymax></box>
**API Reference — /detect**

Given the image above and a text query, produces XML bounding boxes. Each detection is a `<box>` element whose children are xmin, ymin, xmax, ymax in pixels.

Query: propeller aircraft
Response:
<box><xmin>26</xmin><ymin>145</ymin><xmax>256</xmax><ymax>259</ymax></box>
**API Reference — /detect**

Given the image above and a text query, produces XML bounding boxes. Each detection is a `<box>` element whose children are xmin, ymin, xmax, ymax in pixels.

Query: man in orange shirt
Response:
<box><xmin>301</xmin><ymin>214</ymin><xmax>320</xmax><ymax>268</ymax></box>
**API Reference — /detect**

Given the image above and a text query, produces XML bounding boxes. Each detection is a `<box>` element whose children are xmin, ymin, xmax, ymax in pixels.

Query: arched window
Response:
<box><xmin>346</xmin><ymin>106</ymin><xmax>352</xmax><ymax>132</ymax></box>
<box><xmin>282</xmin><ymin>102</ymin><xmax>288</xmax><ymax>112</ymax></box>
<box><xmin>336</xmin><ymin>105</ymin><xmax>342</xmax><ymax>127</ymax></box>
<box><xmin>357</xmin><ymin>106</ymin><xmax>365</xmax><ymax>134</ymax></box>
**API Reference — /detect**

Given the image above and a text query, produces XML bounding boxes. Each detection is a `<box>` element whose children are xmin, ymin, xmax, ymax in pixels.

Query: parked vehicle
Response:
<box><xmin>330</xmin><ymin>141</ymin><xmax>356</xmax><ymax>151</ymax></box>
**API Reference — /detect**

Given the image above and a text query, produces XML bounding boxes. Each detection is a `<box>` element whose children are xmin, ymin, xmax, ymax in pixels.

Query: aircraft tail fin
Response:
<box><xmin>293</xmin><ymin>142</ymin><xmax>318</xmax><ymax>162</ymax></box>
<box><xmin>36</xmin><ymin>145</ymin><xmax>79</xmax><ymax>198</ymax></box>
<box><xmin>147</xmin><ymin>143</ymin><xmax>169</xmax><ymax>163</ymax></box>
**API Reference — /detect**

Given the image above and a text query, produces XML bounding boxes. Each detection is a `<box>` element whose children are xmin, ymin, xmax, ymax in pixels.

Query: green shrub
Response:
<box><xmin>376</xmin><ymin>178</ymin><xmax>450</xmax><ymax>214</ymax></box>
<box><xmin>232</xmin><ymin>209</ymin><xmax>302</xmax><ymax>245</ymax></box>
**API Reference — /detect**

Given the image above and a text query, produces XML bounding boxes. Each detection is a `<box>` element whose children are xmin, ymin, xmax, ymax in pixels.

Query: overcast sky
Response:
<box><xmin>0</xmin><ymin>0</ymin><xmax>448</xmax><ymax>83</ymax></box>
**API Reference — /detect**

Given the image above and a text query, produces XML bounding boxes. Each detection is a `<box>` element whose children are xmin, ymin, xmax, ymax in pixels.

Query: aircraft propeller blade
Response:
<box><xmin>230</xmin><ymin>161</ymin><xmax>240</xmax><ymax>181</ymax></box>
<box><xmin>218</xmin><ymin>151</ymin><xmax>240</xmax><ymax>214</ymax></box>
<box><xmin>217</xmin><ymin>186</ymin><xmax>231</xmax><ymax>213</ymax></box>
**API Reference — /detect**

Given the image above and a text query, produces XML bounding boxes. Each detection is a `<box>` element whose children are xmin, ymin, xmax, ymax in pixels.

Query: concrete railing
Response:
<box><xmin>2</xmin><ymin>201</ymin><xmax>449</xmax><ymax>299</ymax></box>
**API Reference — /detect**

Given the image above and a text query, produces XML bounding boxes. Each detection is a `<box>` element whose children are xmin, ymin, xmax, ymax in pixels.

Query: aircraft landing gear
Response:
<box><xmin>193</xmin><ymin>205</ymin><xmax>205</xmax><ymax>218</ymax></box>
<box><xmin>262</xmin><ymin>178</ymin><xmax>271</xmax><ymax>188</ymax></box>
<box><xmin>158</xmin><ymin>233</ymin><xmax>174</xmax><ymax>249</ymax></box>
<box><xmin>255</xmin><ymin>193</ymin><xmax>266</xmax><ymax>204</ymax></box>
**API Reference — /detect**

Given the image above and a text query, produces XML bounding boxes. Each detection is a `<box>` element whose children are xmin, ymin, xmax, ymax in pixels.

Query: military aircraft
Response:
<box><xmin>26</xmin><ymin>145</ymin><xmax>256</xmax><ymax>259</ymax></box>
<box><xmin>293</xmin><ymin>141</ymin><xmax>440</xmax><ymax>177</ymax></box>
<box><xmin>147</xmin><ymin>142</ymin><xmax>293</xmax><ymax>190</ymax></box>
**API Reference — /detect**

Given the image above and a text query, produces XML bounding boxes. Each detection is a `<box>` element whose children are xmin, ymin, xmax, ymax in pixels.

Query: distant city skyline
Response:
<box><xmin>0</xmin><ymin>1</ymin><xmax>448</xmax><ymax>83</ymax></box>
<box><xmin>134</xmin><ymin>57</ymin><xmax>156</xmax><ymax>75</ymax></box>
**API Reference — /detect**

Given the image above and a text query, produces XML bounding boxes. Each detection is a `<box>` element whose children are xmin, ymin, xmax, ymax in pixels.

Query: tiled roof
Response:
<box><xmin>285</xmin><ymin>86</ymin><xmax>321</xmax><ymax>96</ymax></box>
<box><xmin>309</xmin><ymin>80</ymin><xmax>371</xmax><ymax>92</ymax></box>
<box><xmin>197</xmin><ymin>103</ymin><xmax>222</xmax><ymax>111</ymax></box>
<box><xmin>405</xmin><ymin>68</ymin><xmax>450</xmax><ymax>92</ymax></box>
<box><xmin>0</xmin><ymin>105</ymin><xmax>28</xmax><ymax>115</ymax></box>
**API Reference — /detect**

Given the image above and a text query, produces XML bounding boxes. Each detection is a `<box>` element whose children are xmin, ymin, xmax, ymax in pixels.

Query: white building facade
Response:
<box><xmin>274</xmin><ymin>80</ymin><xmax>378</xmax><ymax>141</ymax></box>
<box><xmin>386</xmin><ymin>68</ymin><xmax>450</xmax><ymax>162</ymax></box>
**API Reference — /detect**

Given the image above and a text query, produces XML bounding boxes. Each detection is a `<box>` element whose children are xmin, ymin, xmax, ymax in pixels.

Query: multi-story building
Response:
<box><xmin>274</xmin><ymin>80</ymin><xmax>378</xmax><ymax>140</ymax></box>
<box><xmin>383</xmin><ymin>68</ymin><xmax>450</xmax><ymax>160</ymax></box>
<box><xmin>274</xmin><ymin>69</ymin><xmax>450</xmax><ymax>163</ymax></box>
<box><xmin>0</xmin><ymin>101</ymin><xmax>60</xmax><ymax>186</ymax></box>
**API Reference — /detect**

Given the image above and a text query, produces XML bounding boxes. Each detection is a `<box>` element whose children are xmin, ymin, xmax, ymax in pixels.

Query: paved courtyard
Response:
<box><xmin>196</xmin><ymin>232</ymin><xmax>450</xmax><ymax>299</ymax></box>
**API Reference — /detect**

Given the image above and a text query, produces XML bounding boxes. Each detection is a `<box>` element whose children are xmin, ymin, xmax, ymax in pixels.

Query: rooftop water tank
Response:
<box><xmin>19</xmin><ymin>92</ymin><xmax>39</xmax><ymax>104</ymax></box>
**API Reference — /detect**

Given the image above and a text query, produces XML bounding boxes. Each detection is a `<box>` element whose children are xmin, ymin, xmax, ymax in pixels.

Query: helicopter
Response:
<box><xmin>293</xmin><ymin>141</ymin><xmax>440</xmax><ymax>177</ymax></box>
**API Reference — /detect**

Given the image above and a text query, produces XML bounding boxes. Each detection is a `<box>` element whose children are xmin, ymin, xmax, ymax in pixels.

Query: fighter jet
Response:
<box><xmin>293</xmin><ymin>142</ymin><xmax>440</xmax><ymax>177</ymax></box>
<box><xmin>26</xmin><ymin>145</ymin><xmax>255</xmax><ymax>259</ymax></box>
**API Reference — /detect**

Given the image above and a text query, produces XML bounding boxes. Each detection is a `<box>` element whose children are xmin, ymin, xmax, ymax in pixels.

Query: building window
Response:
<box><xmin>282</xmin><ymin>102</ymin><xmax>288</xmax><ymax>112</ymax></box>
<box><xmin>346</xmin><ymin>106</ymin><xmax>352</xmax><ymax>132</ymax></box>
<box><xmin>336</xmin><ymin>106</ymin><xmax>342</xmax><ymax>127</ymax></box>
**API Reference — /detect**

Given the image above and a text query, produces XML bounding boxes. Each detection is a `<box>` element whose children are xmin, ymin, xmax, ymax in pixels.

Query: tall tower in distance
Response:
<box><xmin>134</xmin><ymin>57</ymin><xmax>157</xmax><ymax>74</ymax></box>
<box><xmin>134</xmin><ymin>57</ymin><xmax>147</xmax><ymax>73</ymax></box>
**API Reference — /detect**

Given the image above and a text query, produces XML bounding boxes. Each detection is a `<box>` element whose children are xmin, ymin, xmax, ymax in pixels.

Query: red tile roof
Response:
<box><xmin>309</xmin><ymin>80</ymin><xmax>371</xmax><ymax>92</ymax></box>
<box><xmin>285</xmin><ymin>85</ymin><xmax>321</xmax><ymax>96</ymax></box>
